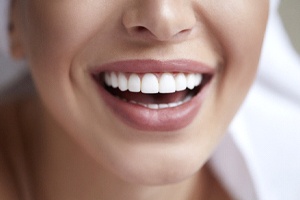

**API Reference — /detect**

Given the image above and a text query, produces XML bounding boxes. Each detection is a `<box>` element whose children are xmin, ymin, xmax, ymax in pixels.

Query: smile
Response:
<box><xmin>91</xmin><ymin>59</ymin><xmax>215</xmax><ymax>131</ymax></box>
<box><xmin>102</xmin><ymin>72</ymin><xmax>203</xmax><ymax>109</ymax></box>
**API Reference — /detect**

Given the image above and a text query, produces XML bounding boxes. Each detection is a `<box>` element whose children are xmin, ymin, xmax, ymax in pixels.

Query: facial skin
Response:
<box><xmin>11</xmin><ymin>0</ymin><xmax>269</xmax><ymax>189</ymax></box>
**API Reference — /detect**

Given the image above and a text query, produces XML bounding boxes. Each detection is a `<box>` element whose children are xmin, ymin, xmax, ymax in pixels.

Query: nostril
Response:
<box><xmin>133</xmin><ymin>25</ymin><xmax>193</xmax><ymax>41</ymax></box>
<box><xmin>135</xmin><ymin>26</ymin><xmax>148</xmax><ymax>33</ymax></box>
<box><xmin>128</xmin><ymin>26</ymin><xmax>156</xmax><ymax>39</ymax></box>
<box><xmin>176</xmin><ymin>29</ymin><xmax>192</xmax><ymax>37</ymax></box>
<box><xmin>179</xmin><ymin>29</ymin><xmax>191</xmax><ymax>34</ymax></box>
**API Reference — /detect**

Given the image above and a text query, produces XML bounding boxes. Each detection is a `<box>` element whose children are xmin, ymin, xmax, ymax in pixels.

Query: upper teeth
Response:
<box><xmin>104</xmin><ymin>72</ymin><xmax>203</xmax><ymax>94</ymax></box>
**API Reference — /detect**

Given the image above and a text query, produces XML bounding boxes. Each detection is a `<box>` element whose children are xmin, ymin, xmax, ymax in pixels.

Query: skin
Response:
<box><xmin>1</xmin><ymin>0</ymin><xmax>269</xmax><ymax>199</ymax></box>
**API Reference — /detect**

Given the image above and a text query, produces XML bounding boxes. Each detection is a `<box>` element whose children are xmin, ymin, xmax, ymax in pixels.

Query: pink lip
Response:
<box><xmin>91</xmin><ymin>59</ymin><xmax>215</xmax><ymax>132</ymax></box>
<box><xmin>91</xmin><ymin>59</ymin><xmax>215</xmax><ymax>74</ymax></box>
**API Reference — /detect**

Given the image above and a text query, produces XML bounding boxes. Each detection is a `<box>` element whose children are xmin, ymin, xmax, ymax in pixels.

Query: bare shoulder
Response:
<box><xmin>0</xmin><ymin>101</ymin><xmax>23</xmax><ymax>200</ymax></box>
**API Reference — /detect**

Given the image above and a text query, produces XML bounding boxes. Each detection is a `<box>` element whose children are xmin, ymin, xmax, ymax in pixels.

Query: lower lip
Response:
<box><xmin>94</xmin><ymin>81</ymin><xmax>211</xmax><ymax>132</ymax></box>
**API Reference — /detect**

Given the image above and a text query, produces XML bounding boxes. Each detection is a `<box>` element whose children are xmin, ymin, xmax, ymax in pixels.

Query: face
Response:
<box><xmin>12</xmin><ymin>0</ymin><xmax>269</xmax><ymax>185</ymax></box>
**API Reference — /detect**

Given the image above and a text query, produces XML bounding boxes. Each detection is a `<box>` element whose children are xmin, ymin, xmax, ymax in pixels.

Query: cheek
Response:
<box><xmin>213</xmin><ymin>1</ymin><xmax>269</xmax><ymax>65</ymax></box>
<box><xmin>193</xmin><ymin>1</ymin><xmax>269</xmax><ymax>131</ymax></box>
<box><xmin>18</xmin><ymin>3</ymin><xmax>107</xmax><ymax>139</ymax></box>
<box><xmin>22</xmin><ymin>1</ymin><xmax>118</xmax><ymax>77</ymax></box>
<box><xmin>20</xmin><ymin>2</ymin><xmax>114</xmax><ymax>115</ymax></box>
<box><xmin>209</xmin><ymin>1</ymin><xmax>268</xmax><ymax>96</ymax></box>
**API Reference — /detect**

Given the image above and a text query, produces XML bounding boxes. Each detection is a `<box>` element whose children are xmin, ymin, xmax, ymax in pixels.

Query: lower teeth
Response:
<box><xmin>122</xmin><ymin>95</ymin><xmax>193</xmax><ymax>110</ymax></box>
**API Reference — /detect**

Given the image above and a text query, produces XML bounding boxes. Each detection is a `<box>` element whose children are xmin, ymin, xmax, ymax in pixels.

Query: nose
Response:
<box><xmin>122</xmin><ymin>0</ymin><xmax>197</xmax><ymax>42</ymax></box>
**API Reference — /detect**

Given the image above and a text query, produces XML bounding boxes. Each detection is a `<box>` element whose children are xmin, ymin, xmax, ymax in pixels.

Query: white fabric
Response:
<box><xmin>1</xmin><ymin>0</ymin><xmax>300</xmax><ymax>199</ymax></box>
<box><xmin>0</xmin><ymin>0</ymin><xmax>27</xmax><ymax>91</ymax></box>
<box><xmin>0</xmin><ymin>0</ymin><xmax>9</xmax><ymax>57</ymax></box>
<box><xmin>0</xmin><ymin>54</ymin><xmax>26</xmax><ymax>92</ymax></box>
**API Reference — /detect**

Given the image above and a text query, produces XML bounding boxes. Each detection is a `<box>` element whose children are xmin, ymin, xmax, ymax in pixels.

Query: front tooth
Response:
<box><xmin>175</xmin><ymin>73</ymin><xmax>187</xmax><ymax>91</ymax></box>
<box><xmin>186</xmin><ymin>74</ymin><xmax>196</xmax><ymax>89</ymax></box>
<box><xmin>141</xmin><ymin>73</ymin><xmax>159</xmax><ymax>94</ymax></box>
<box><xmin>128</xmin><ymin>74</ymin><xmax>141</xmax><ymax>92</ymax></box>
<box><xmin>118</xmin><ymin>73</ymin><xmax>128</xmax><ymax>91</ymax></box>
<box><xmin>159</xmin><ymin>73</ymin><xmax>176</xmax><ymax>93</ymax></box>
<box><xmin>111</xmin><ymin>72</ymin><xmax>118</xmax><ymax>88</ymax></box>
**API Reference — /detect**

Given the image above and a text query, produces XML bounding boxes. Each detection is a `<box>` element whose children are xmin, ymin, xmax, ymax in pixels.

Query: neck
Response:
<box><xmin>28</xmin><ymin>101</ymin><xmax>218</xmax><ymax>200</ymax></box>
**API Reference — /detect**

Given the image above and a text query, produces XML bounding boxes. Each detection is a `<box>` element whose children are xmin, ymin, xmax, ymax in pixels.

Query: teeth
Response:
<box><xmin>148</xmin><ymin>104</ymin><xmax>159</xmax><ymax>109</ymax></box>
<box><xmin>175</xmin><ymin>73</ymin><xmax>187</xmax><ymax>91</ymax></box>
<box><xmin>195</xmin><ymin>74</ymin><xmax>203</xmax><ymax>86</ymax></box>
<box><xmin>104</xmin><ymin>73</ymin><xmax>112</xmax><ymax>86</ymax></box>
<box><xmin>158</xmin><ymin>104</ymin><xmax>169</xmax><ymax>109</ymax></box>
<box><xmin>128</xmin><ymin>74</ymin><xmax>141</xmax><ymax>92</ymax></box>
<box><xmin>186</xmin><ymin>74</ymin><xmax>196</xmax><ymax>90</ymax></box>
<box><xmin>141</xmin><ymin>73</ymin><xmax>159</xmax><ymax>93</ymax></box>
<box><xmin>118</xmin><ymin>73</ymin><xmax>128</xmax><ymax>91</ymax></box>
<box><xmin>121</xmin><ymin>94</ymin><xmax>193</xmax><ymax>110</ymax></box>
<box><xmin>111</xmin><ymin>72</ymin><xmax>118</xmax><ymax>88</ymax></box>
<box><xmin>159</xmin><ymin>73</ymin><xmax>176</xmax><ymax>93</ymax></box>
<box><xmin>104</xmin><ymin>72</ymin><xmax>202</xmax><ymax>94</ymax></box>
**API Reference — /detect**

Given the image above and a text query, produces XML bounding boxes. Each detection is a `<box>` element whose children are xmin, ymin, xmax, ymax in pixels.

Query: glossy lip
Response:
<box><xmin>90</xmin><ymin>59</ymin><xmax>215</xmax><ymax>132</ymax></box>
<box><xmin>91</xmin><ymin>59</ymin><xmax>215</xmax><ymax>74</ymax></box>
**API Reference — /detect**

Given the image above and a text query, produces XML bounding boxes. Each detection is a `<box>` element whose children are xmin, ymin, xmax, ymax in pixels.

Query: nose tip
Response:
<box><xmin>122</xmin><ymin>0</ymin><xmax>196</xmax><ymax>42</ymax></box>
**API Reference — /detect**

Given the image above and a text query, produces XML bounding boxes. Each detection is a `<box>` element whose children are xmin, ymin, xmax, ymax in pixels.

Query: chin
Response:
<box><xmin>100</xmin><ymin>139</ymin><xmax>209</xmax><ymax>186</ymax></box>
<box><xmin>116</xmin><ymin>160</ymin><xmax>202</xmax><ymax>186</ymax></box>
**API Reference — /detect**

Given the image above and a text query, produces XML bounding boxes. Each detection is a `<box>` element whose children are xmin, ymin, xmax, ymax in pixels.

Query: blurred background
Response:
<box><xmin>280</xmin><ymin>0</ymin><xmax>300</xmax><ymax>54</ymax></box>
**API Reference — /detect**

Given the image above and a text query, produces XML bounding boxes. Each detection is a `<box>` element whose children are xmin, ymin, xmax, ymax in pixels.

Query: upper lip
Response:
<box><xmin>90</xmin><ymin>59</ymin><xmax>216</xmax><ymax>74</ymax></box>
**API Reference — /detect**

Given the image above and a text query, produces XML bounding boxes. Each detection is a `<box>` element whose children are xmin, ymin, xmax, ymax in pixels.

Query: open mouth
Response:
<box><xmin>92</xmin><ymin>71</ymin><xmax>212</xmax><ymax>109</ymax></box>
<box><xmin>90</xmin><ymin>59</ymin><xmax>215</xmax><ymax>131</ymax></box>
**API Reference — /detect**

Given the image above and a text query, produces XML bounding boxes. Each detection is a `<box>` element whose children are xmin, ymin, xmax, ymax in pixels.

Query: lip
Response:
<box><xmin>91</xmin><ymin>59</ymin><xmax>215</xmax><ymax>132</ymax></box>
<box><xmin>91</xmin><ymin>59</ymin><xmax>215</xmax><ymax>74</ymax></box>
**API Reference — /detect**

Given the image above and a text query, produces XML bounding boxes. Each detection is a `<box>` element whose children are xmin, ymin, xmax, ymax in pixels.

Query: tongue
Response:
<box><xmin>109</xmin><ymin>88</ymin><xmax>189</xmax><ymax>104</ymax></box>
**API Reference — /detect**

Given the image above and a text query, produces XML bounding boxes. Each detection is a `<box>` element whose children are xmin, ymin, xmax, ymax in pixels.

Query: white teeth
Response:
<box><xmin>186</xmin><ymin>74</ymin><xmax>196</xmax><ymax>90</ymax></box>
<box><xmin>119</xmin><ymin>94</ymin><xmax>193</xmax><ymax>110</ymax></box>
<box><xmin>159</xmin><ymin>73</ymin><xmax>176</xmax><ymax>93</ymax></box>
<box><xmin>195</xmin><ymin>74</ymin><xmax>203</xmax><ymax>86</ymax></box>
<box><xmin>104</xmin><ymin>72</ymin><xmax>203</xmax><ymax>94</ymax></box>
<box><xmin>118</xmin><ymin>73</ymin><xmax>128</xmax><ymax>91</ymax></box>
<box><xmin>158</xmin><ymin>104</ymin><xmax>169</xmax><ymax>109</ymax></box>
<box><xmin>148</xmin><ymin>104</ymin><xmax>159</xmax><ymax>109</ymax></box>
<box><xmin>111</xmin><ymin>72</ymin><xmax>118</xmax><ymax>88</ymax></box>
<box><xmin>136</xmin><ymin>95</ymin><xmax>192</xmax><ymax>109</ymax></box>
<box><xmin>141</xmin><ymin>73</ymin><xmax>159</xmax><ymax>94</ymax></box>
<box><xmin>175</xmin><ymin>73</ymin><xmax>187</xmax><ymax>91</ymax></box>
<box><xmin>104</xmin><ymin>73</ymin><xmax>112</xmax><ymax>86</ymax></box>
<box><xmin>128</xmin><ymin>74</ymin><xmax>141</xmax><ymax>92</ymax></box>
